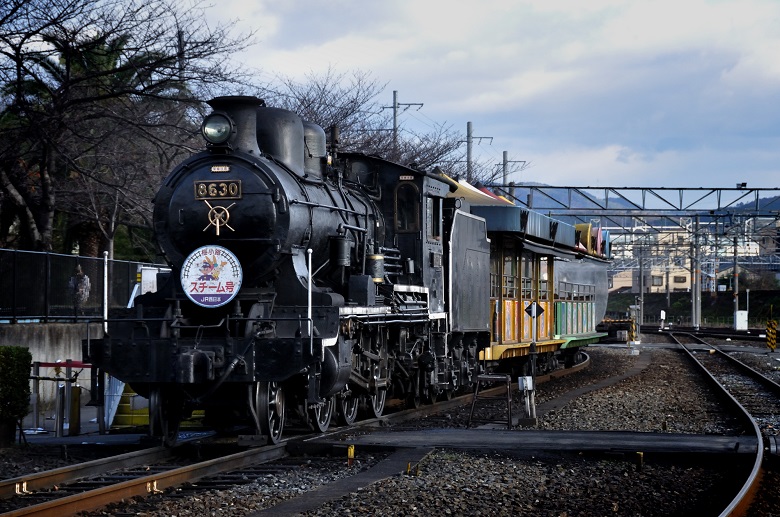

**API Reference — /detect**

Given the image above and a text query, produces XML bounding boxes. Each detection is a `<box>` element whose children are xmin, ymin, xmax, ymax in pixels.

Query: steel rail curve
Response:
<box><xmin>671</xmin><ymin>332</ymin><xmax>764</xmax><ymax>517</ymax></box>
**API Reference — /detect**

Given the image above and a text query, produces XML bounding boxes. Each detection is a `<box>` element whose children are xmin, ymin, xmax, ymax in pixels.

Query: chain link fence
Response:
<box><xmin>0</xmin><ymin>249</ymin><xmax>163</xmax><ymax>323</ymax></box>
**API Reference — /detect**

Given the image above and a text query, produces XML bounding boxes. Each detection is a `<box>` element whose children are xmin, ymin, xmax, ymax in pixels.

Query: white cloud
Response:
<box><xmin>204</xmin><ymin>0</ymin><xmax>780</xmax><ymax>189</ymax></box>
<box><xmin>508</xmin><ymin>141</ymin><xmax>780</xmax><ymax>190</ymax></box>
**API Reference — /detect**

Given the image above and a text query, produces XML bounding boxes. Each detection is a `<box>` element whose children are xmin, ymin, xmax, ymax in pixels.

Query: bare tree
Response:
<box><xmin>0</xmin><ymin>0</ymin><xmax>255</xmax><ymax>254</ymax></box>
<box><xmin>258</xmin><ymin>69</ymin><xmax>476</xmax><ymax>180</ymax></box>
<box><xmin>740</xmin><ymin>270</ymin><xmax>779</xmax><ymax>291</ymax></box>
<box><xmin>1</xmin><ymin>2</ymin><xmax>513</xmax><ymax>257</ymax></box>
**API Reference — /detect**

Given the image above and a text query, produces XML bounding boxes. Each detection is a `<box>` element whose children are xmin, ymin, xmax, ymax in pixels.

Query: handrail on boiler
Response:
<box><xmin>307</xmin><ymin>248</ymin><xmax>314</xmax><ymax>356</ymax></box>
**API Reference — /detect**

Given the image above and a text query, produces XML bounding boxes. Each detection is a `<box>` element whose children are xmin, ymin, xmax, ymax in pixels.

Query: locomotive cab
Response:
<box><xmin>355</xmin><ymin>161</ymin><xmax>454</xmax><ymax>313</ymax></box>
<box><xmin>391</xmin><ymin>175</ymin><xmax>448</xmax><ymax>313</ymax></box>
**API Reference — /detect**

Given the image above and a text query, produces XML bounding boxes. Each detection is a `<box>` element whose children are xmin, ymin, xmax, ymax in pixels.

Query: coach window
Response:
<box><xmin>426</xmin><ymin>196</ymin><xmax>442</xmax><ymax>240</ymax></box>
<box><xmin>539</xmin><ymin>256</ymin><xmax>550</xmax><ymax>300</ymax></box>
<box><xmin>520</xmin><ymin>251</ymin><xmax>533</xmax><ymax>300</ymax></box>
<box><xmin>502</xmin><ymin>239</ymin><xmax>517</xmax><ymax>298</ymax></box>
<box><xmin>395</xmin><ymin>183</ymin><xmax>420</xmax><ymax>232</ymax></box>
<box><xmin>490</xmin><ymin>240</ymin><xmax>501</xmax><ymax>298</ymax></box>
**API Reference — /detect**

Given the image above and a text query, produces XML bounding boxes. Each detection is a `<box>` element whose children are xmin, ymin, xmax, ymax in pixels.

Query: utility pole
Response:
<box><xmin>386</xmin><ymin>91</ymin><xmax>423</xmax><ymax>153</ymax></box>
<box><xmin>665</xmin><ymin>259</ymin><xmax>670</xmax><ymax>308</ymax></box>
<box><xmin>712</xmin><ymin>219</ymin><xmax>720</xmax><ymax>299</ymax></box>
<box><xmin>694</xmin><ymin>215</ymin><xmax>701</xmax><ymax>330</ymax></box>
<box><xmin>689</xmin><ymin>216</ymin><xmax>702</xmax><ymax>329</ymax></box>
<box><xmin>733</xmin><ymin>235</ymin><xmax>739</xmax><ymax>330</ymax></box>
<box><xmin>496</xmin><ymin>152</ymin><xmax>526</xmax><ymax>203</ymax></box>
<box><xmin>497</xmin><ymin>151</ymin><xmax>526</xmax><ymax>185</ymax></box>
<box><xmin>689</xmin><ymin>234</ymin><xmax>695</xmax><ymax>327</ymax></box>
<box><xmin>638</xmin><ymin>243</ymin><xmax>644</xmax><ymax>332</ymax></box>
<box><xmin>465</xmin><ymin>122</ymin><xmax>492</xmax><ymax>179</ymax></box>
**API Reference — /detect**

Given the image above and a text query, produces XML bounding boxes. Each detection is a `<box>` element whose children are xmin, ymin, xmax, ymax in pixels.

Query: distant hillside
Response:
<box><xmin>731</xmin><ymin>194</ymin><xmax>780</xmax><ymax>213</ymax></box>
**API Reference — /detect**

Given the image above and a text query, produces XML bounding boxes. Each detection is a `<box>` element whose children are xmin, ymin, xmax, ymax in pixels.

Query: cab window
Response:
<box><xmin>395</xmin><ymin>183</ymin><xmax>420</xmax><ymax>232</ymax></box>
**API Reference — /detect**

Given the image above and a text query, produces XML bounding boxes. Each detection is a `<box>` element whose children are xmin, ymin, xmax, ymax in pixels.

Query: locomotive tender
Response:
<box><xmin>84</xmin><ymin>96</ymin><xmax>608</xmax><ymax>444</ymax></box>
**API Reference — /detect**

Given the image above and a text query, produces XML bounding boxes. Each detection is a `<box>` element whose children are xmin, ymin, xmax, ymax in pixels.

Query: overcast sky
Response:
<box><xmin>205</xmin><ymin>0</ymin><xmax>780</xmax><ymax>189</ymax></box>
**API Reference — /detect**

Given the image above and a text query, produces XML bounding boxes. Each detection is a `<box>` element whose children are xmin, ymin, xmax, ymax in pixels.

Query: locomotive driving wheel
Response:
<box><xmin>250</xmin><ymin>381</ymin><xmax>285</xmax><ymax>444</ymax></box>
<box><xmin>424</xmin><ymin>370</ymin><xmax>439</xmax><ymax>405</ymax></box>
<box><xmin>365</xmin><ymin>358</ymin><xmax>388</xmax><ymax>418</ymax></box>
<box><xmin>406</xmin><ymin>371</ymin><xmax>422</xmax><ymax>409</ymax></box>
<box><xmin>440</xmin><ymin>387</ymin><xmax>454</xmax><ymax>401</ymax></box>
<box><xmin>360</xmin><ymin>329</ymin><xmax>389</xmax><ymax>419</ymax></box>
<box><xmin>338</xmin><ymin>389</ymin><xmax>359</xmax><ymax>425</ymax></box>
<box><xmin>367</xmin><ymin>387</ymin><xmax>387</xmax><ymax>418</ymax></box>
<box><xmin>306</xmin><ymin>396</ymin><xmax>336</xmax><ymax>433</ymax></box>
<box><xmin>149</xmin><ymin>387</ymin><xmax>184</xmax><ymax>447</ymax></box>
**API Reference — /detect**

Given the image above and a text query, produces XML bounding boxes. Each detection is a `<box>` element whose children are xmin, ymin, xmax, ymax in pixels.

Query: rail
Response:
<box><xmin>672</xmin><ymin>333</ymin><xmax>765</xmax><ymax>516</ymax></box>
<box><xmin>3</xmin><ymin>444</ymin><xmax>288</xmax><ymax>516</ymax></box>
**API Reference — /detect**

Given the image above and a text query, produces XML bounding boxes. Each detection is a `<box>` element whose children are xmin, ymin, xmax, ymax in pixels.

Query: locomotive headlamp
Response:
<box><xmin>201</xmin><ymin>113</ymin><xmax>234</xmax><ymax>144</ymax></box>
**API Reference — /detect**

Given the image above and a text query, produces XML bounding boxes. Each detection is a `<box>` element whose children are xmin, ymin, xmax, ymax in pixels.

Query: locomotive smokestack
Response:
<box><xmin>206</xmin><ymin>96</ymin><xmax>264</xmax><ymax>155</ymax></box>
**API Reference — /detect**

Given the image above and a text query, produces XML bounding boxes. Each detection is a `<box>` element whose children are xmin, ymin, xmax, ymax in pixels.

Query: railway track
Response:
<box><xmin>0</xmin><ymin>442</ymin><xmax>288</xmax><ymax>516</ymax></box>
<box><xmin>1</xmin><ymin>356</ymin><xmax>591</xmax><ymax>516</ymax></box>
<box><xmin>670</xmin><ymin>332</ymin><xmax>779</xmax><ymax>516</ymax></box>
<box><xmin>6</xmin><ymin>345</ymin><xmax>777</xmax><ymax>516</ymax></box>
<box><xmin>642</xmin><ymin>325</ymin><xmax>768</xmax><ymax>343</ymax></box>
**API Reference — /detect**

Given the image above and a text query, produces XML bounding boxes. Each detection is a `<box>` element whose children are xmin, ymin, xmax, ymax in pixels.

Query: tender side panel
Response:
<box><xmin>447</xmin><ymin>210</ymin><xmax>491</xmax><ymax>332</ymax></box>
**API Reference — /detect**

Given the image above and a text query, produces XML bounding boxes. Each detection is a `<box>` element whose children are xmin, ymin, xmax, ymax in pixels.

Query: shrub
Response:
<box><xmin>0</xmin><ymin>346</ymin><xmax>32</xmax><ymax>422</ymax></box>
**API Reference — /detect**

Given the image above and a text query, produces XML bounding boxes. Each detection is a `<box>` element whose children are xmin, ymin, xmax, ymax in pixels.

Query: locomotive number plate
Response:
<box><xmin>194</xmin><ymin>180</ymin><xmax>242</xmax><ymax>200</ymax></box>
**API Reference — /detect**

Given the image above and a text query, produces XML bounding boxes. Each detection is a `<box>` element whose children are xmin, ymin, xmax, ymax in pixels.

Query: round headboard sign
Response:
<box><xmin>180</xmin><ymin>245</ymin><xmax>243</xmax><ymax>308</ymax></box>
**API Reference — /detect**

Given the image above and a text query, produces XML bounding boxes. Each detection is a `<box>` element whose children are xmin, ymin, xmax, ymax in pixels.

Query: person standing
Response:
<box><xmin>68</xmin><ymin>265</ymin><xmax>90</xmax><ymax>316</ymax></box>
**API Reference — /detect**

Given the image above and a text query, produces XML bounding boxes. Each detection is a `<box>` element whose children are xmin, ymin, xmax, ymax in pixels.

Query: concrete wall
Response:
<box><xmin>0</xmin><ymin>323</ymin><xmax>103</xmax><ymax>412</ymax></box>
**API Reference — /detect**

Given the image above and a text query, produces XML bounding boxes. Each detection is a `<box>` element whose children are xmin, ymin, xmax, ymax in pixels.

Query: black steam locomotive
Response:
<box><xmin>84</xmin><ymin>96</ymin><xmax>608</xmax><ymax>445</ymax></box>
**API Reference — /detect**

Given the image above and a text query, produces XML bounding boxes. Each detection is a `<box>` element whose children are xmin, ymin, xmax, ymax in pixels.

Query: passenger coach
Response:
<box><xmin>452</xmin><ymin>185</ymin><xmax>609</xmax><ymax>377</ymax></box>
